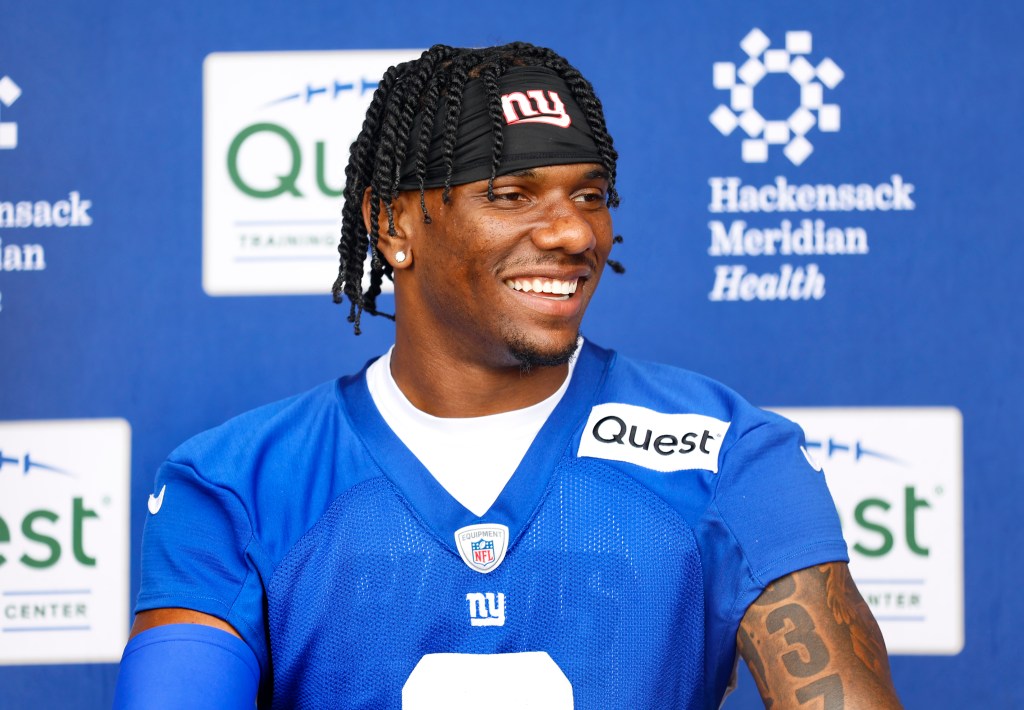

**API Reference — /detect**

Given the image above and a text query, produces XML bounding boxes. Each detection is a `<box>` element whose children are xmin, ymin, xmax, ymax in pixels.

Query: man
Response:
<box><xmin>115</xmin><ymin>43</ymin><xmax>902</xmax><ymax>708</ymax></box>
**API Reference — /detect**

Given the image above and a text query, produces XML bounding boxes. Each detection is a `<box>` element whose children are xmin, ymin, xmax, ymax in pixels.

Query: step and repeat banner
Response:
<box><xmin>1</xmin><ymin>2</ymin><xmax>1021</xmax><ymax>708</ymax></box>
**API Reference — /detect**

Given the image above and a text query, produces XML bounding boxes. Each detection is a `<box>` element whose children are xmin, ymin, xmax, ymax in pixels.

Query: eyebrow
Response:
<box><xmin>584</xmin><ymin>168</ymin><xmax>610</xmax><ymax>181</ymax></box>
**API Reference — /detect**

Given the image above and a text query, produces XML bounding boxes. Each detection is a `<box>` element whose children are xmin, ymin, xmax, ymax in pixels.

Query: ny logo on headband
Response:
<box><xmin>501</xmin><ymin>90</ymin><xmax>572</xmax><ymax>128</ymax></box>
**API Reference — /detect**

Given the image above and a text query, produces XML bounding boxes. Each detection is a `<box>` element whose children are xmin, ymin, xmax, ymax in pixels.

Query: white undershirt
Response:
<box><xmin>366</xmin><ymin>345</ymin><xmax>579</xmax><ymax>517</ymax></box>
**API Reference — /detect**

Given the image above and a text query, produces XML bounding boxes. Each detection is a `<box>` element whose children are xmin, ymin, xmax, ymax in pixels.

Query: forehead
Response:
<box><xmin>452</xmin><ymin>164</ymin><xmax>609</xmax><ymax>193</ymax></box>
<box><xmin>398</xmin><ymin>162</ymin><xmax>610</xmax><ymax>216</ymax></box>
<box><xmin>495</xmin><ymin>165</ymin><xmax>609</xmax><ymax>181</ymax></box>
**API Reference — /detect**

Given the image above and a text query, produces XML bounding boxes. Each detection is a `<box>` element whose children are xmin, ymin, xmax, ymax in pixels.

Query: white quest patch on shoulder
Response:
<box><xmin>577</xmin><ymin>403</ymin><xmax>731</xmax><ymax>473</ymax></box>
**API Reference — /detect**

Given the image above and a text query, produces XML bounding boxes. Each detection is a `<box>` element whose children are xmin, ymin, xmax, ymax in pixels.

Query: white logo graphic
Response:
<box><xmin>0</xmin><ymin>74</ymin><xmax>22</xmax><ymax>150</ymax></box>
<box><xmin>454</xmin><ymin>523</ymin><xmax>509</xmax><ymax>574</ymax></box>
<box><xmin>203</xmin><ymin>49</ymin><xmax>421</xmax><ymax>296</ymax></box>
<box><xmin>501</xmin><ymin>90</ymin><xmax>572</xmax><ymax>127</ymax></box>
<box><xmin>710</xmin><ymin>29</ymin><xmax>844</xmax><ymax>165</ymax></box>
<box><xmin>0</xmin><ymin>418</ymin><xmax>131</xmax><ymax>665</ymax></box>
<box><xmin>147</xmin><ymin>484</ymin><xmax>166</xmax><ymax>515</ymax></box>
<box><xmin>466</xmin><ymin>592</ymin><xmax>505</xmax><ymax>626</ymax></box>
<box><xmin>578</xmin><ymin>404</ymin><xmax>730</xmax><ymax>473</ymax></box>
<box><xmin>800</xmin><ymin>445</ymin><xmax>823</xmax><ymax>472</ymax></box>
<box><xmin>773</xmin><ymin>407</ymin><xmax>963</xmax><ymax>655</ymax></box>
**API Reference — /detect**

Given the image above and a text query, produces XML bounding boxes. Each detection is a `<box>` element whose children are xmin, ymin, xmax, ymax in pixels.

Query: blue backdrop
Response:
<box><xmin>1</xmin><ymin>1</ymin><xmax>1021</xmax><ymax>707</ymax></box>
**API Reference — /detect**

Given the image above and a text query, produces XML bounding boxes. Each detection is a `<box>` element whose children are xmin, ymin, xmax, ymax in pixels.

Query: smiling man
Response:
<box><xmin>116</xmin><ymin>43</ymin><xmax>902</xmax><ymax>709</ymax></box>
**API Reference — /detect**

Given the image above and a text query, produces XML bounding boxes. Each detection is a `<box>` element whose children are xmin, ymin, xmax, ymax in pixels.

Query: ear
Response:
<box><xmin>362</xmin><ymin>188</ymin><xmax>419</xmax><ymax>270</ymax></box>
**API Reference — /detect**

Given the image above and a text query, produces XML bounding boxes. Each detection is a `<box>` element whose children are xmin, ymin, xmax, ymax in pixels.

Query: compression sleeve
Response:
<box><xmin>112</xmin><ymin>624</ymin><xmax>259</xmax><ymax>709</ymax></box>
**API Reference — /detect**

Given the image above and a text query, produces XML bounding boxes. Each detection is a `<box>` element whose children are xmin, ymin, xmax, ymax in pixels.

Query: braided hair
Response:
<box><xmin>331</xmin><ymin>42</ymin><xmax>623</xmax><ymax>334</ymax></box>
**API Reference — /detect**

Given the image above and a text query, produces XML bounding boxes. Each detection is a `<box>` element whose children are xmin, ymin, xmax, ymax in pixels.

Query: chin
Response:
<box><xmin>504</xmin><ymin>330</ymin><xmax>581</xmax><ymax>373</ymax></box>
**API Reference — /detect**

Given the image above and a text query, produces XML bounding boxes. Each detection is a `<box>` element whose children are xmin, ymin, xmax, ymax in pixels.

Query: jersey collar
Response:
<box><xmin>338</xmin><ymin>340</ymin><xmax>613</xmax><ymax>555</ymax></box>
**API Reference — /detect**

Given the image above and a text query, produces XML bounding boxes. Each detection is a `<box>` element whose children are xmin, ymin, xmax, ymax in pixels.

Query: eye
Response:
<box><xmin>573</xmin><ymin>190</ymin><xmax>607</xmax><ymax>205</ymax></box>
<box><xmin>489</xmin><ymin>188</ymin><xmax>528</xmax><ymax>204</ymax></box>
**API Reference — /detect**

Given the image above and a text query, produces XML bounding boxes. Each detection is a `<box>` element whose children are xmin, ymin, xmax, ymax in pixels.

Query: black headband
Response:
<box><xmin>396</xmin><ymin>67</ymin><xmax>603</xmax><ymax>190</ymax></box>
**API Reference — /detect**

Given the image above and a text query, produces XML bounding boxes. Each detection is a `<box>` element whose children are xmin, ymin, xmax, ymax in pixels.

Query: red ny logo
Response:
<box><xmin>500</xmin><ymin>90</ymin><xmax>572</xmax><ymax>128</ymax></box>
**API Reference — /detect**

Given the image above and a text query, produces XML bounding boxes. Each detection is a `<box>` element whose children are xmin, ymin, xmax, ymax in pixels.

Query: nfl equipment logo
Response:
<box><xmin>472</xmin><ymin>539</ymin><xmax>495</xmax><ymax>565</ymax></box>
<box><xmin>454</xmin><ymin>523</ymin><xmax>509</xmax><ymax>574</ymax></box>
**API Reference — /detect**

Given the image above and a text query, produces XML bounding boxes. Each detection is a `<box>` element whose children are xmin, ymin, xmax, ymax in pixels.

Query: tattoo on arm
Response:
<box><xmin>795</xmin><ymin>674</ymin><xmax>845</xmax><ymax>708</ymax></box>
<box><xmin>765</xmin><ymin>603</ymin><xmax>830</xmax><ymax>678</ymax></box>
<box><xmin>737</xmin><ymin>563</ymin><xmax>902</xmax><ymax>709</ymax></box>
<box><xmin>820</xmin><ymin>563</ymin><xmax>889</xmax><ymax>677</ymax></box>
<box><xmin>737</xmin><ymin>625</ymin><xmax>773</xmax><ymax>708</ymax></box>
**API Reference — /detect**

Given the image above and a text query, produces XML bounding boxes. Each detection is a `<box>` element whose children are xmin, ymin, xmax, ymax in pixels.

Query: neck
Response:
<box><xmin>389</xmin><ymin>333</ymin><xmax>571</xmax><ymax>418</ymax></box>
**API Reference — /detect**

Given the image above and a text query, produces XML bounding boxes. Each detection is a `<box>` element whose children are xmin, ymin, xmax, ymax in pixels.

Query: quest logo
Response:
<box><xmin>771</xmin><ymin>407</ymin><xmax>963</xmax><ymax>656</ymax></box>
<box><xmin>203</xmin><ymin>49</ymin><xmax>421</xmax><ymax>297</ymax></box>
<box><xmin>578</xmin><ymin>403</ymin><xmax>730</xmax><ymax>473</ymax></box>
<box><xmin>0</xmin><ymin>419</ymin><xmax>130</xmax><ymax>665</ymax></box>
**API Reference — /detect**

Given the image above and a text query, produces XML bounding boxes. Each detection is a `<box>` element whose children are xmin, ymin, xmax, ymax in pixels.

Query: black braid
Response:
<box><xmin>332</xmin><ymin>43</ymin><xmax>624</xmax><ymax>334</ymax></box>
<box><xmin>480</xmin><ymin>65</ymin><xmax>506</xmax><ymax>201</ymax></box>
<box><xmin>439</xmin><ymin>57</ymin><xmax>472</xmax><ymax>204</ymax></box>
<box><xmin>413</xmin><ymin>70</ymin><xmax>447</xmax><ymax>223</ymax></box>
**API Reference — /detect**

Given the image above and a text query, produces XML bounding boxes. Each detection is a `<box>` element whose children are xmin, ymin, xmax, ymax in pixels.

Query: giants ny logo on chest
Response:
<box><xmin>466</xmin><ymin>592</ymin><xmax>506</xmax><ymax>627</ymax></box>
<box><xmin>578</xmin><ymin>403</ymin><xmax>731</xmax><ymax>473</ymax></box>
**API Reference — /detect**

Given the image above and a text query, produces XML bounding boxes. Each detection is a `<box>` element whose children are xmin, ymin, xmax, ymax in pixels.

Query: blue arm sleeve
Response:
<box><xmin>113</xmin><ymin>624</ymin><xmax>259</xmax><ymax>709</ymax></box>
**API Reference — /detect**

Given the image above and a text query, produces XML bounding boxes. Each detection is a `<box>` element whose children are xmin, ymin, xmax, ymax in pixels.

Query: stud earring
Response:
<box><xmin>394</xmin><ymin>251</ymin><xmax>407</xmax><ymax>264</ymax></box>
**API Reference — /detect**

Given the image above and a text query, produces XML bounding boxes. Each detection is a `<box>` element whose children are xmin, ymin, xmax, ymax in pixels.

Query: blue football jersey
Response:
<box><xmin>137</xmin><ymin>341</ymin><xmax>847</xmax><ymax>708</ymax></box>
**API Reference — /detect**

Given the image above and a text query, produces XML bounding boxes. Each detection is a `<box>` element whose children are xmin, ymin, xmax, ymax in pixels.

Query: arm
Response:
<box><xmin>121</xmin><ymin>454</ymin><xmax>265</xmax><ymax>707</ymax></box>
<box><xmin>129</xmin><ymin>607</ymin><xmax>241</xmax><ymax>639</ymax></box>
<box><xmin>114</xmin><ymin>609</ymin><xmax>258</xmax><ymax>709</ymax></box>
<box><xmin>737</xmin><ymin>562</ymin><xmax>902</xmax><ymax>709</ymax></box>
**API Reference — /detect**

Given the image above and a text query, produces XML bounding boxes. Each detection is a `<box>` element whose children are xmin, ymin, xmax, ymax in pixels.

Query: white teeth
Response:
<box><xmin>505</xmin><ymin>277</ymin><xmax>580</xmax><ymax>295</ymax></box>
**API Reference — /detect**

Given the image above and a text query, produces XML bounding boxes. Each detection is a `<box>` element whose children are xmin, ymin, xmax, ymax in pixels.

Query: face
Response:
<box><xmin>388</xmin><ymin>163</ymin><xmax>614</xmax><ymax>371</ymax></box>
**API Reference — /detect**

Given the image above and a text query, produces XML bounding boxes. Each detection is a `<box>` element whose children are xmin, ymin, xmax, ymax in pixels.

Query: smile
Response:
<box><xmin>503</xmin><ymin>278</ymin><xmax>579</xmax><ymax>300</ymax></box>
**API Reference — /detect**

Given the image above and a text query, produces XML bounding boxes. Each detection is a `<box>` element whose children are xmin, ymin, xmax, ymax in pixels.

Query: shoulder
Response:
<box><xmin>167</xmin><ymin>379</ymin><xmax>346</xmax><ymax>481</ymax></box>
<box><xmin>159</xmin><ymin>366</ymin><xmax>386</xmax><ymax>518</ymax></box>
<box><xmin>145</xmin><ymin>368</ymin><xmax>390</xmax><ymax>558</ymax></box>
<box><xmin>595</xmin><ymin>344</ymin><xmax>799</xmax><ymax>448</ymax></box>
<box><xmin>574</xmin><ymin>343</ymin><xmax>813</xmax><ymax>491</ymax></box>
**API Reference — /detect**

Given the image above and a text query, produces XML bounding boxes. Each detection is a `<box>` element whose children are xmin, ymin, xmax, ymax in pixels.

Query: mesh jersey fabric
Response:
<box><xmin>269</xmin><ymin>462</ymin><xmax>704</xmax><ymax>708</ymax></box>
<box><xmin>136</xmin><ymin>340</ymin><xmax>848</xmax><ymax>708</ymax></box>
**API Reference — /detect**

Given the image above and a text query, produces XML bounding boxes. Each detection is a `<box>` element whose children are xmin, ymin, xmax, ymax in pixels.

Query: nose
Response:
<box><xmin>529</xmin><ymin>199</ymin><xmax>598</xmax><ymax>254</ymax></box>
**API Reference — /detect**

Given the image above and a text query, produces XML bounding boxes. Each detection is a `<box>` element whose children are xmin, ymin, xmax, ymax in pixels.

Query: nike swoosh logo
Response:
<box><xmin>800</xmin><ymin>446</ymin><xmax>823</xmax><ymax>472</ymax></box>
<box><xmin>148</xmin><ymin>484</ymin><xmax>167</xmax><ymax>514</ymax></box>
